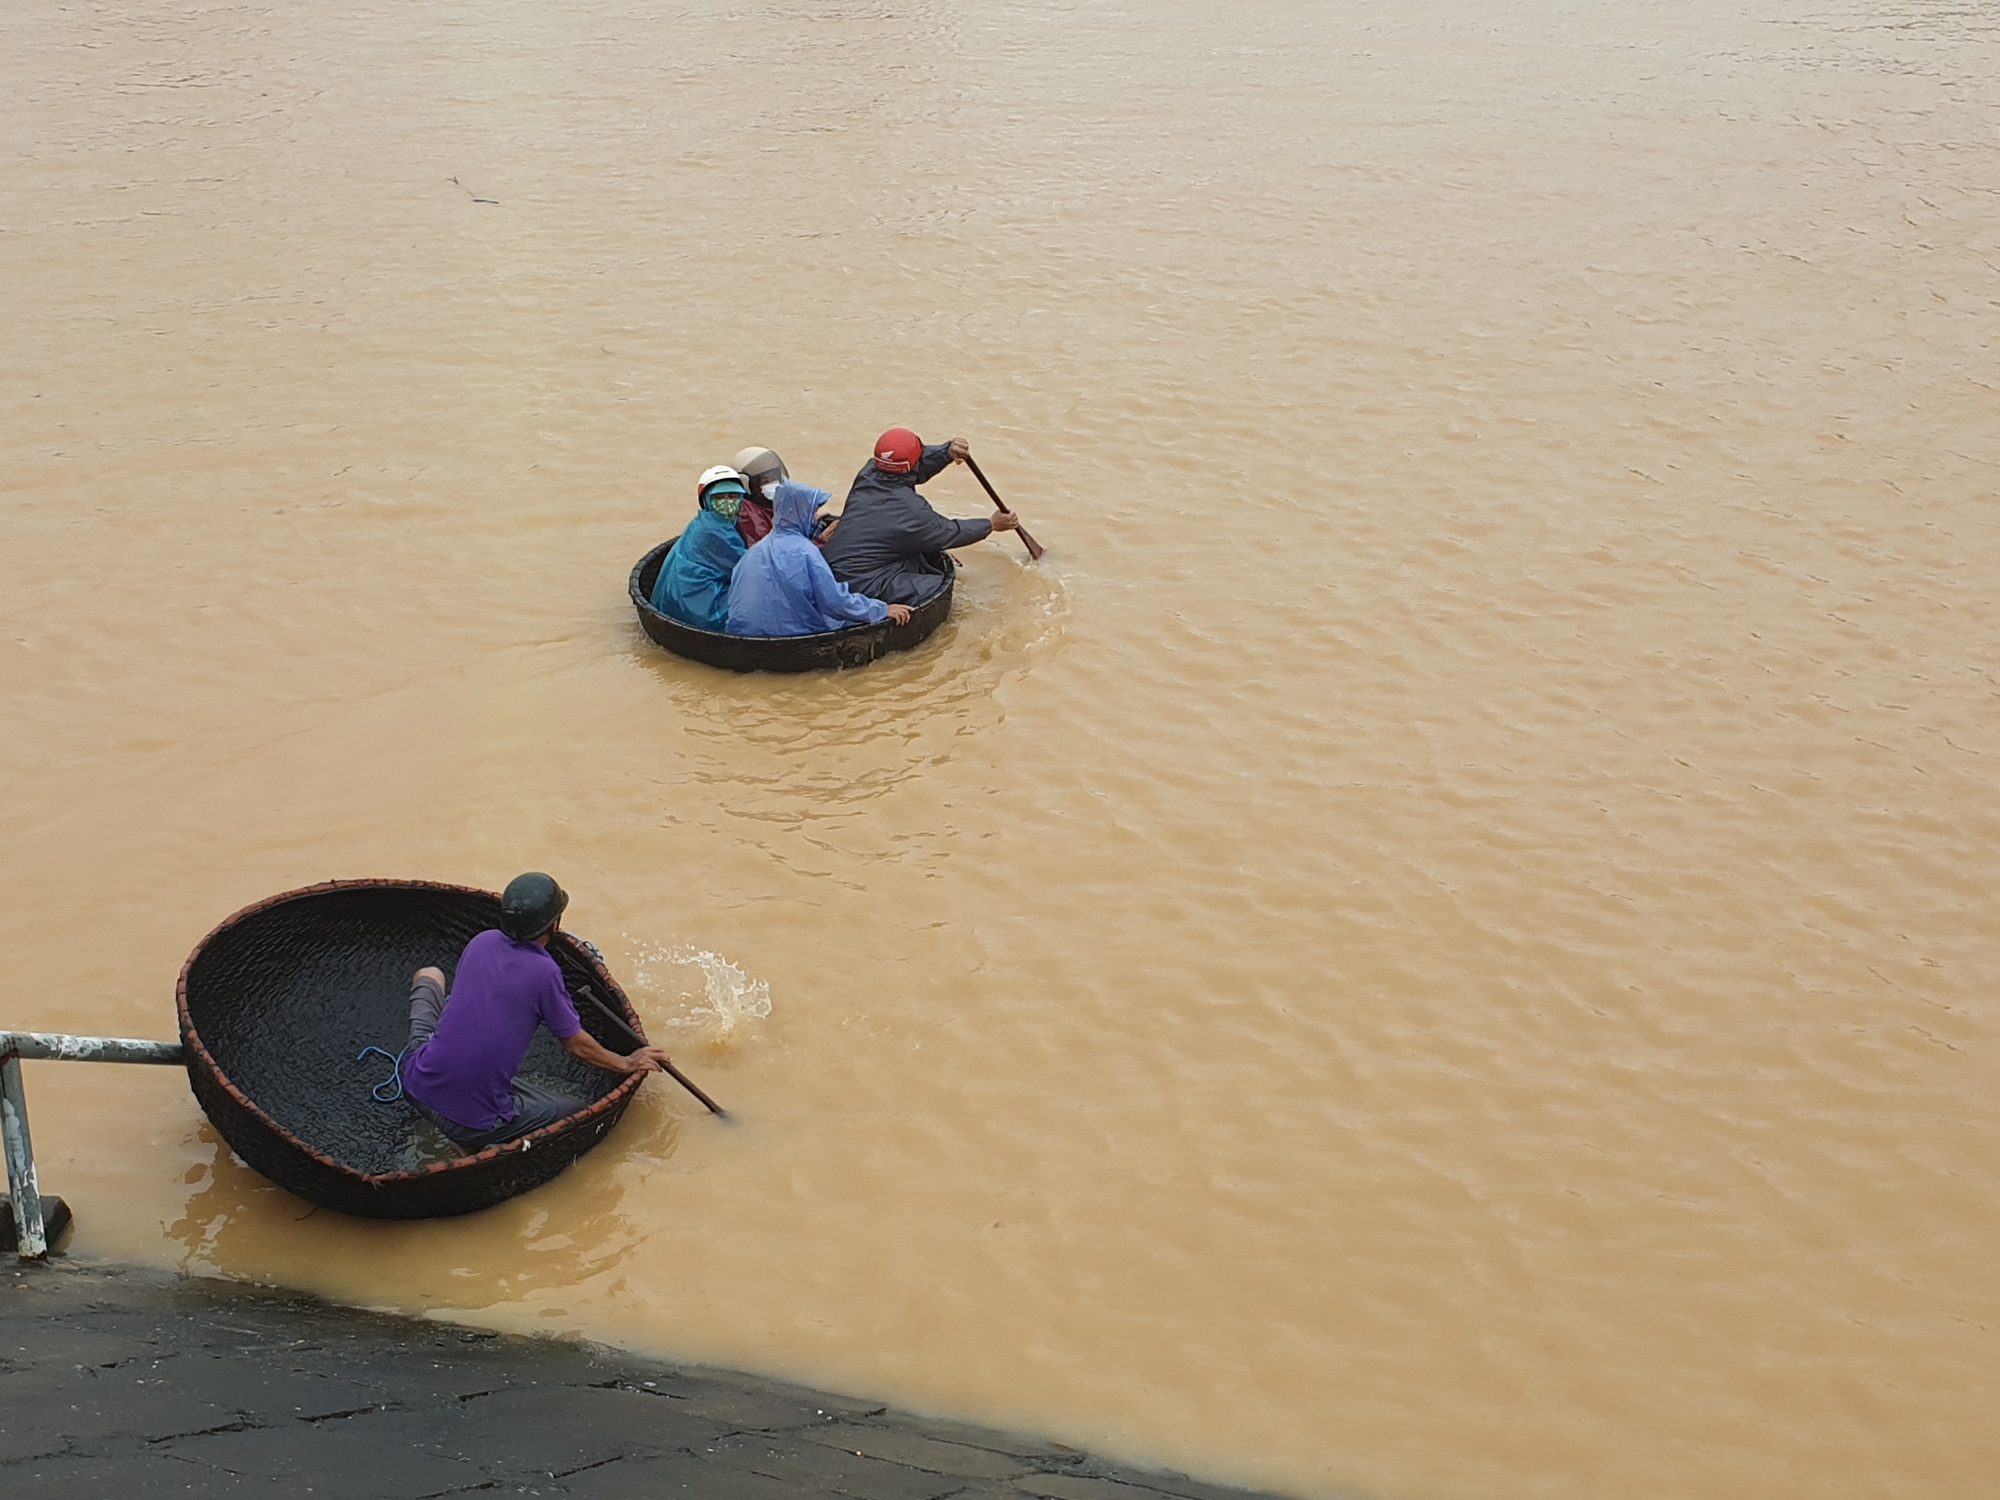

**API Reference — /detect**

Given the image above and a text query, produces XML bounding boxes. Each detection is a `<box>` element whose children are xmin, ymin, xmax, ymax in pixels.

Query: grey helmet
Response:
<box><xmin>731</xmin><ymin>447</ymin><xmax>788</xmax><ymax>490</ymax></box>
<box><xmin>499</xmin><ymin>872</ymin><xmax>569</xmax><ymax>942</ymax></box>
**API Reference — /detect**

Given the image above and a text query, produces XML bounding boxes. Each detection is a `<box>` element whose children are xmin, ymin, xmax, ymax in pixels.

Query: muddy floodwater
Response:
<box><xmin>3</xmin><ymin>2</ymin><xmax>1997</xmax><ymax>1497</ymax></box>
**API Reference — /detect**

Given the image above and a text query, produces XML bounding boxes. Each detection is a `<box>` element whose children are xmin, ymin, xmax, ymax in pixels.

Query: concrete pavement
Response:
<box><xmin>1</xmin><ymin>1261</ymin><xmax>1296</xmax><ymax>1500</ymax></box>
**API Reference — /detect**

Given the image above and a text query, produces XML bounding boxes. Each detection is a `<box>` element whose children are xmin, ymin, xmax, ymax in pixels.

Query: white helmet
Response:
<box><xmin>697</xmin><ymin>464</ymin><xmax>747</xmax><ymax>496</ymax></box>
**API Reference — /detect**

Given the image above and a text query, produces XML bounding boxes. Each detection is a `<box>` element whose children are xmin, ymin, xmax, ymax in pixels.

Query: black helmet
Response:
<box><xmin>499</xmin><ymin>872</ymin><xmax>569</xmax><ymax>942</ymax></box>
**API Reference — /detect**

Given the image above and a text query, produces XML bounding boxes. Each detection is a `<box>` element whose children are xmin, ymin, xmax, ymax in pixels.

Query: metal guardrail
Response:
<box><xmin>1</xmin><ymin>1032</ymin><xmax>184</xmax><ymax>1260</ymax></box>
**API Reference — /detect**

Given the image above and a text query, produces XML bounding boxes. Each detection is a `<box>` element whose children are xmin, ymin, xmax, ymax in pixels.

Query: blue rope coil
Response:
<box><xmin>356</xmin><ymin>1045</ymin><xmax>407</xmax><ymax>1103</ymax></box>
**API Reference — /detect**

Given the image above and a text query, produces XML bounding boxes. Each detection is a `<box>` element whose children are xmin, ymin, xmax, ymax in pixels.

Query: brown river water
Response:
<box><xmin>3</xmin><ymin>1</ymin><xmax>1997</xmax><ymax>1496</ymax></box>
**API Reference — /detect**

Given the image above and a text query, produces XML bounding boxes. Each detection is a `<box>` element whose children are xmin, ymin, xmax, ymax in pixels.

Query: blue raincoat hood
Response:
<box><xmin>770</xmin><ymin>480</ymin><xmax>825</xmax><ymax>536</ymax></box>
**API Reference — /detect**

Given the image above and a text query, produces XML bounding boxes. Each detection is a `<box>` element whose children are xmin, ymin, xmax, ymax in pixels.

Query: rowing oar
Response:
<box><xmin>964</xmin><ymin>454</ymin><xmax>1045</xmax><ymax>561</ymax></box>
<box><xmin>577</xmin><ymin>984</ymin><xmax>729</xmax><ymax>1119</ymax></box>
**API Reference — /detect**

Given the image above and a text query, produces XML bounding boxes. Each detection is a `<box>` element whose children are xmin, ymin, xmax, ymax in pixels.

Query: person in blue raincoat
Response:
<box><xmin>726</xmin><ymin>481</ymin><xmax>914</xmax><ymax>637</ymax></box>
<box><xmin>650</xmin><ymin>465</ymin><xmax>752</xmax><ymax>632</ymax></box>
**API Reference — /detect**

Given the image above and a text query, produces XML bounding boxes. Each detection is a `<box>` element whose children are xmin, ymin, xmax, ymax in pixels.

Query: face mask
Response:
<box><xmin>760</xmin><ymin>481</ymin><xmax>781</xmax><ymax>501</ymax></box>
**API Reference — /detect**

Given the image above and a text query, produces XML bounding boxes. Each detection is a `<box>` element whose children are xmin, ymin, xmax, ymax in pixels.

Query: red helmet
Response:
<box><xmin>873</xmin><ymin>427</ymin><xmax>923</xmax><ymax>475</ymax></box>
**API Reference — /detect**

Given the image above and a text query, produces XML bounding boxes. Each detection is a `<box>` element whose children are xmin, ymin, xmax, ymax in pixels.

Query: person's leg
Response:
<box><xmin>415</xmin><ymin>1080</ymin><xmax>587</xmax><ymax>1153</ymax></box>
<box><xmin>406</xmin><ymin>967</ymin><xmax>448</xmax><ymax>1052</ymax></box>
<box><xmin>403</xmin><ymin>968</ymin><xmax>481</xmax><ymax>1148</ymax></box>
<box><xmin>489</xmin><ymin>1079</ymin><xmax>590</xmax><ymax>1143</ymax></box>
<box><xmin>409</xmin><ymin>1099</ymin><xmax>476</xmax><ymax>1156</ymax></box>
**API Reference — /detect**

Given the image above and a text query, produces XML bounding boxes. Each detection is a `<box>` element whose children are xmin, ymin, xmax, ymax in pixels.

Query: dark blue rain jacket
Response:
<box><xmin>726</xmin><ymin>483</ymin><xmax>891</xmax><ymax>637</ymax></box>
<box><xmin>822</xmin><ymin>443</ymin><xmax>993</xmax><ymax>606</ymax></box>
<box><xmin>650</xmin><ymin>506</ymin><xmax>748</xmax><ymax>633</ymax></box>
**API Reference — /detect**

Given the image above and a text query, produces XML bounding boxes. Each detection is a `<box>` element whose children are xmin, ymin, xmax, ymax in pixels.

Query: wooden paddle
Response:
<box><xmin>577</xmin><ymin>984</ymin><xmax>729</xmax><ymax>1119</ymax></box>
<box><xmin>963</xmin><ymin>454</ymin><xmax>1045</xmax><ymax>561</ymax></box>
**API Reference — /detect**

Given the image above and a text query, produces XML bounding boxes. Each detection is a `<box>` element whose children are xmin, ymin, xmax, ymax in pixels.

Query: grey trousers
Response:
<box><xmin>406</xmin><ymin>973</ymin><xmax>586</xmax><ymax>1149</ymax></box>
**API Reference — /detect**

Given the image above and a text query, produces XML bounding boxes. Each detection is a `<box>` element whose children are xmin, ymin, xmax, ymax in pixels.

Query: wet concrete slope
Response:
<box><xmin>0</xmin><ymin>1262</ymin><xmax>1306</xmax><ymax>1500</ymax></box>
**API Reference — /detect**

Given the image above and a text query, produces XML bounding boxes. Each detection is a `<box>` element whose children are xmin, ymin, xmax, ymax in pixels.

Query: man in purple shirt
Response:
<box><xmin>401</xmin><ymin>873</ymin><xmax>668</xmax><ymax>1151</ymax></box>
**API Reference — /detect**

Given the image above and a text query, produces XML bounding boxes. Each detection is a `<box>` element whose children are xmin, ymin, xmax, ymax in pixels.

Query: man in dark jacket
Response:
<box><xmin>822</xmin><ymin>428</ymin><xmax>1019</xmax><ymax>605</ymax></box>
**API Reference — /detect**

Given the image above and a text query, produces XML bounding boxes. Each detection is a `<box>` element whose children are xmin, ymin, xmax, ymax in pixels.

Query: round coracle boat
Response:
<box><xmin>176</xmin><ymin>879</ymin><xmax>650</xmax><ymax>1220</ymax></box>
<box><xmin>630</xmin><ymin>538</ymin><xmax>954</xmax><ymax>674</ymax></box>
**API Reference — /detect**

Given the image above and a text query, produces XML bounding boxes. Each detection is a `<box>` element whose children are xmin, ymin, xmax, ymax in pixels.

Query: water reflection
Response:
<box><xmin>623</xmin><ymin>550</ymin><xmax>1071</xmax><ymax>830</ymax></box>
<box><xmin>632</xmin><ymin>555</ymin><xmax>1067</xmax><ymax>731</ymax></box>
<box><xmin>169</xmin><ymin>1101</ymin><xmax>677</xmax><ymax>1313</ymax></box>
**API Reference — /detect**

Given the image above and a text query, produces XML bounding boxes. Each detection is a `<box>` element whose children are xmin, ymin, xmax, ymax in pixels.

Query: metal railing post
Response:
<box><xmin>1</xmin><ymin>1046</ymin><xmax>46</xmax><ymax>1259</ymax></box>
<box><xmin>1</xmin><ymin>1031</ymin><xmax>185</xmax><ymax>1261</ymax></box>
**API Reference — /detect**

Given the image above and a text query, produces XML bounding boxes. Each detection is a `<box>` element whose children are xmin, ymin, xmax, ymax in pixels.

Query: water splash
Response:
<box><xmin>623</xmin><ymin>941</ymin><xmax>773</xmax><ymax>1043</ymax></box>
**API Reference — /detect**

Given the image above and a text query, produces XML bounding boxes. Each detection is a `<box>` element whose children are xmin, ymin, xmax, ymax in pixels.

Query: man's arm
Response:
<box><xmin>909</xmin><ymin>503</ymin><xmax>996</xmax><ymax>552</ymax></box>
<box><xmin>914</xmin><ymin>441</ymin><xmax>956</xmax><ymax>484</ymax></box>
<box><xmin>909</xmin><ymin>440</ymin><xmax>1013</xmax><ymax>546</ymax></box>
<box><xmin>561</xmin><ymin>1029</ymin><xmax>669</xmax><ymax>1075</ymax></box>
<box><xmin>806</xmin><ymin>552</ymin><xmax>891</xmax><ymax>626</ymax></box>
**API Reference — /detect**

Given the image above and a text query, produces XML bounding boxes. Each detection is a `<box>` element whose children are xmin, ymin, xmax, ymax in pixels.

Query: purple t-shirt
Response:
<box><xmin>403</xmin><ymin>929</ymin><xmax>583</xmax><ymax>1131</ymax></box>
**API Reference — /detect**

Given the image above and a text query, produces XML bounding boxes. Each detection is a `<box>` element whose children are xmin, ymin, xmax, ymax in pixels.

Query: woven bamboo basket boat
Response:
<box><xmin>629</xmin><ymin>538</ymin><xmax>955</xmax><ymax>673</ymax></box>
<box><xmin>176</xmin><ymin>879</ymin><xmax>648</xmax><ymax>1220</ymax></box>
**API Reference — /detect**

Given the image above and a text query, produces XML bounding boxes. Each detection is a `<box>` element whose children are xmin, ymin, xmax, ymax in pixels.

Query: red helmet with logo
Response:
<box><xmin>873</xmin><ymin>427</ymin><xmax>923</xmax><ymax>475</ymax></box>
